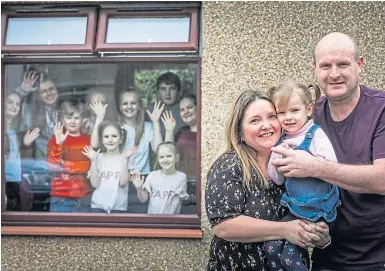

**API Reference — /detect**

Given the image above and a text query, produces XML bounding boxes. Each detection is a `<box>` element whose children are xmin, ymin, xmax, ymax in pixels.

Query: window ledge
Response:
<box><xmin>1</xmin><ymin>226</ymin><xmax>203</xmax><ymax>238</ymax></box>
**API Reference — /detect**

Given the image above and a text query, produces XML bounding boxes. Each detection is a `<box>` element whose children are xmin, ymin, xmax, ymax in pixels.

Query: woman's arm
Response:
<box><xmin>213</xmin><ymin>215</ymin><xmax>319</xmax><ymax>248</ymax></box>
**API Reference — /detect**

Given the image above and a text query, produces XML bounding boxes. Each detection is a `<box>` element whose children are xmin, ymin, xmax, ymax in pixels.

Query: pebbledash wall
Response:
<box><xmin>2</xmin><ymin>2</ymin><xmax>384</xmax><ymax>270</ymax></box>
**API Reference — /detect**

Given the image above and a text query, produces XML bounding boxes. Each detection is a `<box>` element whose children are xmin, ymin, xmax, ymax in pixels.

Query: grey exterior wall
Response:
<box><xmin>2</xmin><ymin>2</ymin><xmax>384</xmax><ymax>270</ymax></box>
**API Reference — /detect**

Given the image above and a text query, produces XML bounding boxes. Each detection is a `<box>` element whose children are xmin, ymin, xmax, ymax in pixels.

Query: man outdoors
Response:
<box><xmin>272</xmin><ymin>32</ymin><xmax>385</xmax><ymax>270</ymax></box>
<box><xmin>147</xmin><ymin>71</ymin><xmax>186</xmax><ymax>138</ymax></box>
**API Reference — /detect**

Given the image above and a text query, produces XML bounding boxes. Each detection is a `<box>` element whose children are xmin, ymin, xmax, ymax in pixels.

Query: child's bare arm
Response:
<box><xmin>162</xmin><ymin>110</ymin><xmax>176</xmax><ymax>143</ymax></box>
<box><xmin>90</xmin><ymin>98</ymin><xmax>107</xmax><ymax>149</ymax></box>
<box><xmin>119</xmin><ymin>147</ymin><xmax>138</xmax><ymax>186</ymax></box>
<box><xmin>148</xmin><ymin>101</ymin><xmax>164</xmax><ymax>152</ymax></box>
<box><xmin>268</xmin><ymin>143</ymin><xmax>290</xmax><ymax>185</ymax></box>
<box><xmin>88</xmin><ymin>160</ymin><xmax>100</xmax><ymax>188</ymax></box>
<box><xmin>82</xmin><ymin>145</ymin><xmax>101</xmax><ymax>188</ymax></box>
<box><xmin>131</xmin><ymin>171</ymin><xmax>148</xmax><ymax>202</ymax></box>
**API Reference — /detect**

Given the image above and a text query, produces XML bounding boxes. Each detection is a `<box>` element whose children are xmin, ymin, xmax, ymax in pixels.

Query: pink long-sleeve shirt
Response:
<box><xmin>268</xmin><ymin>119</ymin><xmax>338</xmax><ymax>185</ymax></box>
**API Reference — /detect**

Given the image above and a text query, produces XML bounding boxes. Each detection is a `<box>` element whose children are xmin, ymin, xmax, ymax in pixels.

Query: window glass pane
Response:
<box><xmin>6</xmin><ymin>17</ymin><xmax>88</xmax><ymax>45</ymax></box>
<box><xmin>4</xmin><ymin>62</ymin><xmax>198</xmax><ymax>216</ymax></box>
<box><xmin>106</xmin><ymin>17</ymin><xmax>190</xmax><ymax>43</ymax></box>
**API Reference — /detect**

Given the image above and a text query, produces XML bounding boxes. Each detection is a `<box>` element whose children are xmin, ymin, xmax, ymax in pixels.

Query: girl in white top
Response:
<box><xmin>90</xmin><ymin>90</ymin><xmax>167</xmax><ymax>175</ymax></box>
<box><xmin>83</xmin><ymin>121</ymin><xmax>137</xmax><ymax>213</ymax></box>
<box><xmin>133</xmin><ymin>142</ymin><xmax>189</xmax><ymax>214</ymax></box>
<box><xmin>118</xmin><ymin>90</ymin><xmax>174</xmax><ymax>174</ymax></box>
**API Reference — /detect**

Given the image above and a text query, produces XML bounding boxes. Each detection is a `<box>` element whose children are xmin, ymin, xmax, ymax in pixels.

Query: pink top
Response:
<box><xmin>268</xmin><ymin>119</ymin><xmax>338</xmax><ymax>185</ymax></box>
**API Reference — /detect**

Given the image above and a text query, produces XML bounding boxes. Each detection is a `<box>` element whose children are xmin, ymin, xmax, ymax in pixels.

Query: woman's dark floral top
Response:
<box><xmin>205</xmin><ymin>150</ymin><xmax>286</xmax><ymax>270</ymax></box>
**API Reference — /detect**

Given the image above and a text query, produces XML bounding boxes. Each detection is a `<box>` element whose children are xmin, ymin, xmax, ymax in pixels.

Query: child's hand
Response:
<box><xmin>123</xmin><ymin>146</ymin><xmax>138</xmax><ymax>159</ymax></box>
<box><xmin>147</xmin><ymin>101</ymin><xmax>164</xmax><ymax>123</ymax></box>
<box><xmin>54</xmin><ymin>122</ymin><xmax>69</xmax><ymax>145</ymax></box>
<box><xmin>21</xmin><ymin>70</ymin><xmax>39</xmax><ymax>93</ymax></box>
<box><xmin>161</xmin><ymin>110</ymin><xmax>176</xmax><ymax>133</ymax></box>
<box><xmin>23</xmin><ymin>128</ymin><xmax>40</xmax><ymax>146</ymax></box>
<box><xmin>131</xmin><ymin>171</ymin><xmax>145</xmax><ymax>189</ymax></box>
<box><xmin>90</xmin><ymin>97</ymin><xmax>108</xmax><ymax>118</ymax></box>
<box><xmin>82</xmin><ymin>145</ymin><xmax>100</xmax><ymax>161</ymax></box>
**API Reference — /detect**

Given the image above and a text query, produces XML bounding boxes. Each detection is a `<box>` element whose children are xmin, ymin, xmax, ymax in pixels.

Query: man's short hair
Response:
<box><xmin>156</xmin><ymin>72</ymin><xmax>181</xmax><ymax>92</ymax></box>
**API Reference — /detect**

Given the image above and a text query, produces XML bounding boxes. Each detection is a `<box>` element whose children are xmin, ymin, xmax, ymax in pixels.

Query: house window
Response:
<box><xmin>95</xmin><ymin>8</ymin><xmax>199</xmax><ymax>52</ymax></box>
<box><xmin>6</xmin><ymin>17</ymin><xmax>88</xmax><ymax>45</ymax></box>
<box><xmin>1</xmin><ymin>2</ymin><xmax>201</xmax><ymax>237</ymax></box>
<box><xmin>106</xmin><ymin>17</ymin><xmax>190</xmax><ymax>44</ymax></box>
<box><xmin>1</xmin><ymin>8</ymin><xmax>97</xmax><ymax>53</ymax></box>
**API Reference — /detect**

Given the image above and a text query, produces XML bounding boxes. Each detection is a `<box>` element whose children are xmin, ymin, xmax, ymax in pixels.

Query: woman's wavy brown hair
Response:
<box><xmin>226</xmin><ymin>89</ymin><xmax>274</xmax><ymax>188</ymax></box>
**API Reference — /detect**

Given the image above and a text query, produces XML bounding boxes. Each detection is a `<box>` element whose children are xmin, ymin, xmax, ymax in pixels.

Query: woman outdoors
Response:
<box><xmin>205</xmin><ymin>89</ymin><xmax>331</xmax><ymax>270</ymax></box>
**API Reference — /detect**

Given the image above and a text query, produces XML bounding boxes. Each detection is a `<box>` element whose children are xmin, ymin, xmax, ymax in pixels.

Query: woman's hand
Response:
<box><xmin>283</xmin><ymin>219</ymin><xmax>318</xmax><ymax>249</ymax></box>
<box><xmin>82</xmin><ymin>145</ymin><xmax>100</xmax><ymax>161</ymax></box>
<box><xmin>54</xmin><ymin>122</ymin><xmax>69</xmax><ymax>145</ymax></box>
<box><xmin>147</xmin><ymin>101</ymin><xmax>164</xmax><ymax>123</ymax></box>
<box><xmin>21</xmin><ymin>71</ymin><xmax>38</xmax><ymax>93</ymax></box>
<box><xmin>90</xmin><ymin>97</ymin><xmax>108</xmax><ymax>118</ymax></box>
<box><xmin>300</xmin><ymin>220</ymin><xmax>330</xmax><ymax>248</ymax></box>
<box><xmin>131</xmin><ymin>171</ymin><xmax>144</xmax><ymax>189</ymax></box>
<box><xmin>161</xmin><ymin>110</ymin><xmax>176</xmax><ymax>133</ymax></box>
<box><xmin>23</xmin><ymin>128</ymin><xmax>40</xmax><ymax>146</ymax></box>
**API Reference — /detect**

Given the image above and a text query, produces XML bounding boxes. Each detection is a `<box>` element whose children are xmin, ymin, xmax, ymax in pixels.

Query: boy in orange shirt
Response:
<box><xmin>47</xmin><ymin>99</ymin><xmax>91</xmax><ymax>212</ymax></box>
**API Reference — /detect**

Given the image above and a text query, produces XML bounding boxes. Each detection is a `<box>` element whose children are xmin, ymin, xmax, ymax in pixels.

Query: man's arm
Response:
<box><xmin>271</xmin><ymin>146</ymin><xmax>385</xmax><ymax>195</ymax></box>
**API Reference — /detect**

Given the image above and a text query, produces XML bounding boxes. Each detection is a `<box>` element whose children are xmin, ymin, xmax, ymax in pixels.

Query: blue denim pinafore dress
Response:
<box><xmin>280</xmin><ymin>124</ymin><xmax>341</xmax><ymax>222</ymax></box>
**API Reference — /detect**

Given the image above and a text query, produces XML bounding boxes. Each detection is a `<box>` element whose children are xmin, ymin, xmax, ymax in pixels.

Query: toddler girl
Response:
<box><xmin>263</xmin><ymin>81</ymin><xmax>341</xmax><ymax>271</ymax></box>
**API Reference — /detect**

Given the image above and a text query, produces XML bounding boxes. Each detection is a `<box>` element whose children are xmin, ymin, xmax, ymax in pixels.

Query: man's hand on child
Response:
<box><xmin>147</xmin><ymin>100</ymin><xmax>164</xmax><ymax>123</ymax></box>
<box><xmin>161</xmin><ymin>110</ymin><xmax>176</xmax><ymax>132</ymax></box>
<box><xmin>82</xmin><ymin>145</ymin><xmax>100</xmax><ymax>161</ymax></box>
<box><xmin>54</xmin><ymin>122</ymin><xmax>69</xmax><ymax>145</ymax></box>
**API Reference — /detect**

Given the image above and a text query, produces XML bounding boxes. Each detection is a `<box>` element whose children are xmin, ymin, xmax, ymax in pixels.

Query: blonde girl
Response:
<box><xmin>264</xmin><ymin>81</ymin><xmax>340</xmax><ymax>271</ymax></box>
<box><xmin>83</xmin><ymin>121</ymin><xmax>137</xmax><ymax>213</ymax></box>
<box><xmin>132</xmin><ymin>142</ymin><xmax>189</xmax><ymax>214</ymax></box>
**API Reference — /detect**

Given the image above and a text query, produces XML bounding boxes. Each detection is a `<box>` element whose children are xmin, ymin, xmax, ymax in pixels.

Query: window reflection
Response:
<box><xmin>3</xmin><ymin>63</ymin><xmax>198</xmax><ymax>215</ymax></box>
<box><xmin>106</xmin><ymin>17</ymin><xmax>190</xmax><ymax>44</ymax></box>
<box><xmin>6</xmin><ymin>17</ymin><xmax>87</xmax><ymax>45</ymax></box>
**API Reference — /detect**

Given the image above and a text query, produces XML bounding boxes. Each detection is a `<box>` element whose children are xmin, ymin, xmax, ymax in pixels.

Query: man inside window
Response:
<box><xmin>147</xmin><ymin>72</ymin><xmax>186</xmax><ymax>138</ymax></box>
